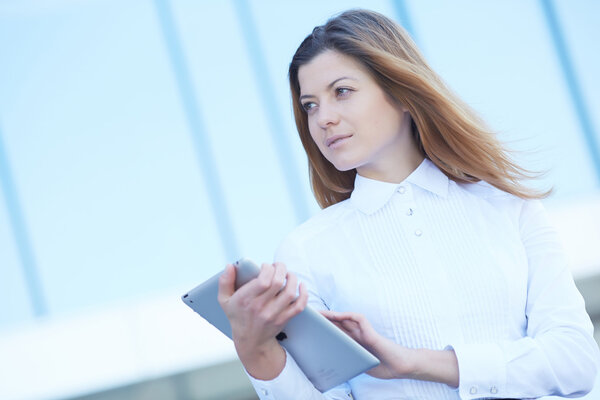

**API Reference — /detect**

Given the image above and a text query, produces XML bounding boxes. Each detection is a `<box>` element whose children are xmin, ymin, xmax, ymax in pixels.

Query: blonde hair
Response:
<box><xmin>288</xmin><ymin>9</ymin><xmax>548</xmax><ymax>208</ymax></box>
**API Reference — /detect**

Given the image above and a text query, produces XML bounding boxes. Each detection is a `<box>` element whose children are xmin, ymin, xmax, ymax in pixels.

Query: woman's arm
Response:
<box><xmin>322</xmin><ymin>200</ymin><xmax>599</xmax><ymax>399</ymax></box>
<box><xmin>218</xmin><ymin>262</ymin><xmax>306</xmax><ymax>380</ymax></box>
<box><xmin>218</xmin><ymin>262</ymin><xmax>354</xmax><ymax>399</ymax></box>
<box><xmin>320</xmin><ymin>310</ymin><xmax>459</xmax><ymax>387</ymax></box>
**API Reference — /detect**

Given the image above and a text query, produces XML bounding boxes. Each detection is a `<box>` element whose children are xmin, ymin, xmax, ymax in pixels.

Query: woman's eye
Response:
<box><xmin>302</xmin><ymin>102</ymin><xmax>316</xmax><ymax>112</ymax></box>
<box><xmin>335</xmin><ymin>87</ymin><xmax>352</xmax><ymax>97</ymax></box>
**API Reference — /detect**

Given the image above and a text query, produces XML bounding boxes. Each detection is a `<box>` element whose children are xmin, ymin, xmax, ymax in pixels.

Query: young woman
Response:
<box><xmin>218</xmin><ymin>9</ymin><xmax>599</xmax><ymax>400</ymax></box>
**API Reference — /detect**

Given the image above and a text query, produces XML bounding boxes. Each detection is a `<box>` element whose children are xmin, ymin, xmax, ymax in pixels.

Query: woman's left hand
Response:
<box><xmin>320</xmin><ymin>310</ymin><xmax>414</xmax><ymax>380</ymax></box>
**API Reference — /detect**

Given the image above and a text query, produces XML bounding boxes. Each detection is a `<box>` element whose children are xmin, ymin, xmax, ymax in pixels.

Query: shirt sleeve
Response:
<box><xmin>244</xmin><ymin>233</ymin><xmax>354</xmax><ymax>400</ymax></box>
<box><xmin>450</xmin><ymin>199</ymin><xmax>599</xmax><ymax>399</ymax></box>
<box><xmin>245</xmin><ymin>348</ymin><xmax>353</xmax><ymax>400</ymax></box>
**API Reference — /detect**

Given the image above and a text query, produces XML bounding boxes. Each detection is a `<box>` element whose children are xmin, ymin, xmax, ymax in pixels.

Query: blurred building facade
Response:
<box><xmin>0</xmin><ymin>1</ymin><xmax>599</xmax><ymax>399</ymax></box>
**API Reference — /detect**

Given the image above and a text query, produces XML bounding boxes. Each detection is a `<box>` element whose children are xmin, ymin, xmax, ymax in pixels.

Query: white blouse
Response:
<box><xmin>247</xmin><ymin>158</ymin><xmax>599</xmax><ymax>399</ymax></box>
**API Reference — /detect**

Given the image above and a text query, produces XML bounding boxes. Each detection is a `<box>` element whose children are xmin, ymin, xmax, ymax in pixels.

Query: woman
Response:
<box><xmin>218</xmin><ymin>9</ymin><xmax>599</xmax><ymax>400</ymax></box>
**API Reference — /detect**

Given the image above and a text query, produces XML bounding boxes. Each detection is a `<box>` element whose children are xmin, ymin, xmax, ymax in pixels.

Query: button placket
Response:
<box><xmin>394</xmin><ymin>184</ymin><xmax>422</xmax><ymax>237</ymax></box>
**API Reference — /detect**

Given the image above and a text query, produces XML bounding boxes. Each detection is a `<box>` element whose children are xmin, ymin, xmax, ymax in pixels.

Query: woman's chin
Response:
<box><xmin>329</xmin><ymin>159</ymin><xmax>359</xmax><ymax>172</ymax></box>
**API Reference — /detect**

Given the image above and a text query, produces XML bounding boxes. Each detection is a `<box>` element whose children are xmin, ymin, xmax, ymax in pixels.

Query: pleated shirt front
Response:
<box><xmin>247</xmin><ymin>158</ymin><xmax>598</xmax><ymax>400</ymax></box>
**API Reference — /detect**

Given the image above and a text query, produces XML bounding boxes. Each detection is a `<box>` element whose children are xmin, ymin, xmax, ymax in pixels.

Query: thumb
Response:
<box><xmin>217</xmin><ymin>264</ymin><xmax>236</xmax><ymax>304</ymax></box>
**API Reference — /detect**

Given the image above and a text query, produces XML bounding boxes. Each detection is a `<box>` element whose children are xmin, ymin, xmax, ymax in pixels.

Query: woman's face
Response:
<box><xmin>297</xmin><ymin>50</ymin><xmax>420</xmax><ymax>182</ymax></box>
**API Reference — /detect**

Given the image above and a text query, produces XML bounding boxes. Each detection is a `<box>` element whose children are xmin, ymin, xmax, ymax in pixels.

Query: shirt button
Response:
<box><xmin>469</xmin><ymin>387</ymin><xmax>477</xmax><ymax>394</ymax></box>
<box><xmin>397</xmin><ymin>186</ymin><xmax>406</xmax><ymax>194</ymax></box>
<box><xmin>406</xmin><ymin>208</ymin><xmax>413</xmax><ymax>216</ymax></box>
<box><xmin>414</xmin><ymin>229</ymin><xmax>422</xmax><ymax>237</ymax></box>
<box><xmin>490</xmin><ymin>386</ymin><xmax>498</xmax><ymax>394</ymax></box>
<box><xmin>260</xmin><ymin>388</ymin><xmax>269</xmax><ymax>396</ymax></box>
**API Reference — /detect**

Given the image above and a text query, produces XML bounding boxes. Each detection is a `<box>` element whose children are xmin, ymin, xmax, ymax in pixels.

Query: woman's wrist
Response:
<box><xmin>235</xmin><ymin>338</ymin><xmax>286</xmax><ymax>381</ymax></box>
<box><xmin>406</xmin><ymin>348</ymin><xmax>459</xmax><ymax>388</ymax></box>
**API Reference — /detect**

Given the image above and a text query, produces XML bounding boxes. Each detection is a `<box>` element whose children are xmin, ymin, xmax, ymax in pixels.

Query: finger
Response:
<box><xmin>341</xmin><ymin>319</ymin><xmax>361</xmax><ymax>331</ymax></box>
<box><xmin>273</xmin><ymin>271</ymin><xmax>299</xmax><ymax>307</ymax></box>
<box><xmin>260</xmin><ymin>270</ymin><xmax>299</xmax><ymax>322</ymax></box>
<box><xmin>323</xmin><ymin>311</ymin><xmax>360</xmax><ymax>329</ymax></box>
<box><xmin>269</xmin><ymin>262</ymin><xmax>289</xmax><ymax>295</ymax></box>
<box><xmin>320</xmin><ymin>310</ymin><xmax>340</xmax><ymax>319</ymax></box>
<box><xmin>217</xmin><ymin>264</ymin><xmax>236</xmax><ymax>304</ymax></box>
<box><xmin>234</xmin><ymin>262</ymin><xmax>276</xmax><ymax>298</ymax></box>
<box><xmin>327</xmin><ymin>319</ymin><xmax>358</xmax><ymax>340</ymax></box>
<box><xmin>274</xmin><ymin>281</ymin><xmax>308</xmax><ymax>326</ymax></box>
<box><xmin>253</xmin><ymin>262</ymin><xmax>287</xmax><ymax>304</ymax></box>
<box><xmin>320</xmin><ymin>310</ymin><xmax>355</xmax><ymax>322</ymax></box>
<box><xmin>329</xmin><ymin>319</ymin><xmax>346</xmax><ymax>331</ymax></box>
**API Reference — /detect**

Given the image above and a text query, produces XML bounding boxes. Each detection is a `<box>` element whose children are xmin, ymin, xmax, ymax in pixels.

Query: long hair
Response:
<box><xmin>289</xmin><ymin>9</ymin><xmax>548</xmax><ymax>209</ymax></box>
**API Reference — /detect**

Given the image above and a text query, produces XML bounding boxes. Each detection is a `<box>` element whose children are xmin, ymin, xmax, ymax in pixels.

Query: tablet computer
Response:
<box><xmin>181</xmin><ymin>258</ymin><xmax>379</xmax><ymax>392</ymax></box>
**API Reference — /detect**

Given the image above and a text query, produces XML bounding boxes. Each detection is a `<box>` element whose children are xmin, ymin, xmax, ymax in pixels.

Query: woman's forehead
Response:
<box><xmin>298</xmin><ymin>51</ymin><xmax>368</xmax><ymax>94</ymax></box>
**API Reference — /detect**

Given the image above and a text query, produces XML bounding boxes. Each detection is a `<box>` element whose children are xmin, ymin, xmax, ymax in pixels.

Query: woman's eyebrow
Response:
<box><xmin>299</xmin><ymin>76</ymin><xmax>357</xmax><ymax>101</ymax></box>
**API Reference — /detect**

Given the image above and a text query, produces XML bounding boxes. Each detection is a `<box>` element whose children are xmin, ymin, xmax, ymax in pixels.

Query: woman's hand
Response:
<box><xmin>320</xmin><ymin>310</ymin><xmax>459</xmax><ymax>387</ymax></box>
<box><xmin>320</xmin><ymin>310</ymin><xmax>413</xmax><ymax>379</ymax></box>
<box><xmin>218</xmin><ymin>262</ymin><xmax>309</xmax><ymax>380</ymax></box>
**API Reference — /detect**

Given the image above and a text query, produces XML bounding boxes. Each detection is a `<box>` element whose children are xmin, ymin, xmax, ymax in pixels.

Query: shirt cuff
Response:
<box><xmin>446</xmin><ymin>343</ymin><xmax>507</xmax><ymax>399</ymax></box>
<box><xmin>244</xmin><ymin>348</ymin><xmax>316</xmax><ymax>400</ymax></box>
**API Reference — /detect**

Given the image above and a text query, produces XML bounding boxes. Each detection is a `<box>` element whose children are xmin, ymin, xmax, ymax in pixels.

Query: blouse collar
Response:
<box><xmin>350</xmin><ymin>158</ymin><xmax>449</xmax><ymax>214</ymax></box>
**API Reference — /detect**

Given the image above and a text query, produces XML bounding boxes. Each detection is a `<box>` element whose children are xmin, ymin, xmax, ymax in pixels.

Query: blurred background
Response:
<box><xmin>0</xmin><ymin>0</ymin><xmax>599</xmax><ymax>399</ymax></box>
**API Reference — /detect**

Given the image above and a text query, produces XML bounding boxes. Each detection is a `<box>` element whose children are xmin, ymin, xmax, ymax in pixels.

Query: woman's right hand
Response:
<box><xmin>217</xmin><ymin>262</ymin><xmax>308</xmax><ymax>379</ymax></box>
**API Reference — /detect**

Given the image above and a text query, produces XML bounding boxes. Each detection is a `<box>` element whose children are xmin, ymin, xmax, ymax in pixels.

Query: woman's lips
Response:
<box><xmin>326</xmin><ymin>134</ymin><xmax>353</xmax><ymax>148</ymax></box>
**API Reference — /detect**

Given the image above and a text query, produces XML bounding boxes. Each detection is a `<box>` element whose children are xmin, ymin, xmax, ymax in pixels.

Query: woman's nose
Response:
<box><xmin>317</xmin><ymin>103</ymin><xmax>340</xmax><ymax>129</ymax></box>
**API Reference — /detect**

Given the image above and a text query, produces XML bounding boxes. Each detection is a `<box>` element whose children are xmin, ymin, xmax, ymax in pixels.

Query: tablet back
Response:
<box><xmin>181</xmin><ymin>258</ymin><xmax>379</xmax><ymax>392</ymax></box>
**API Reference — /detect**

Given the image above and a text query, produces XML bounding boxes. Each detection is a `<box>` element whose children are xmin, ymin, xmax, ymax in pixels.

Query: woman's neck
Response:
<box><xmin>357</xmin><ymin>150</ymin><xmax>425</xmax><ymax>184</ymax></box>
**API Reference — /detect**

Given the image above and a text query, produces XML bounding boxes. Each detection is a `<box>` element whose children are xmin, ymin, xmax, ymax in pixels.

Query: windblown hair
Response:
<box><xmin>289</xmin><ymin>9</ymin><xmax>548</xmax><ymax>208</ymax></box>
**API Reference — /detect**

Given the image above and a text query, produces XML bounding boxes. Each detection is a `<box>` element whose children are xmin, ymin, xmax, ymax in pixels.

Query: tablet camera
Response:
<box><xmin>276</xmin><ymin>332</ymin><xmax>287</xmax><ymax>341</ymax></box>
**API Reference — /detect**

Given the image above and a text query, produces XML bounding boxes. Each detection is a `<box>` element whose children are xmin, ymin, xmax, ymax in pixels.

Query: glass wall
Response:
<box><xmin>0</xmin><ymin>1</ymin><xmax>598</xmax><ymax>399</ymax></box>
